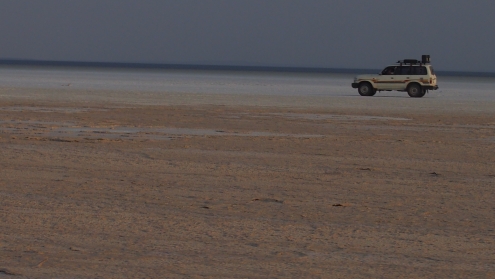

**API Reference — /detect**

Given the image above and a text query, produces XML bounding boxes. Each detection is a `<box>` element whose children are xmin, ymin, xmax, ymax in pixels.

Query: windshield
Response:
<box><xmin>429</xmin><ymin>67</ymin><xmax>436</xmax><ymax>75</ymax></box>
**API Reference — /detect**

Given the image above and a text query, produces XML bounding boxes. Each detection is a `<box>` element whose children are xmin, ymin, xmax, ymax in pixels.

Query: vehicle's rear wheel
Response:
<box><xmin>407</xmin><ymin>84</ymin><xmax>425</xmax><ymax>98</ymax></box>
<box><xmin>358</xmin><ymin>82</ymin><xmax>376</xmax><ymax>96</ymax></box>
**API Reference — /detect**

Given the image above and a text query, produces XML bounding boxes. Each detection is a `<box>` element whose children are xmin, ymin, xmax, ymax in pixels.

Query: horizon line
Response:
<box><xmin>1</xmin><ymin>59</ymin><xmax>494</xmax><ymax>77</ymax></box>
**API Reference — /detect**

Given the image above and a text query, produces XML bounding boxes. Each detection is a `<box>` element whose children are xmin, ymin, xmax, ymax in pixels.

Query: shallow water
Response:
<box><xmin>0</xmin><ymin>66</ymin><xmax>494</xmax><ymax>109</ymax></box>
<box><xmin>0</xmin><ymin>66</ymin><xmax>351</xmax><ymax>96</ymax></box>
<box><xmin>1</xmin><ymin>66</ymin><xmax>492</xmax><ymax>95</ymax></box>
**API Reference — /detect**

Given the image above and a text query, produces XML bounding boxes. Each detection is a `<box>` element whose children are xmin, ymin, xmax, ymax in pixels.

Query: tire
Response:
<box><xmin>407</xmin><ymin>83</ymin><xmax>425</xmax><ymax>98</ymax></box>
<box><xmin>358</xmin><ymin>82</ymin><xmax>376</xmax><ymax>96</ymax></box>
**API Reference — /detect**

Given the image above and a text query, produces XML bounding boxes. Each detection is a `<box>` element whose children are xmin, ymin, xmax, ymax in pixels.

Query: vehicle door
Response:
<box><xmin>391</xmin><ymin>66</ymin><xmax>410</xmax><ymax>90</ymax></box>
<box><xmin>377</xmin><ymin>66</ymin><xmax>398</xmax><ymax>90</ymax></box>
<box><xmin>428</xmin><ymin>66</ymin><xmax>437</xmax><ymax>86</ymax></box>
<box><xmin>411</xmin><ymin>66</ymin><xmax>429</xmax><ymax>87</ymax></box>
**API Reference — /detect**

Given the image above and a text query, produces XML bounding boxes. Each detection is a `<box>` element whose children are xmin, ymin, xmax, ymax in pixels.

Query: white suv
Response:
<box><xmin>351</xmin><ymin>55</ymin><xmax>438</xmax><ymax>98</ymax></box>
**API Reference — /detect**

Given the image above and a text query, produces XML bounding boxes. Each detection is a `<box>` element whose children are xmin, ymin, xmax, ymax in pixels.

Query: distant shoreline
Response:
<box><xmin>1</xmin><ymin>59</ymin><xmax>494</xmax><ymax>78</ymax></box>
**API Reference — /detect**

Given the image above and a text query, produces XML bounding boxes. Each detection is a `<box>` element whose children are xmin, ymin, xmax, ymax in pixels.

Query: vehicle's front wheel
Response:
<box><xmin>358</xmin><ymin>82</ymin><xmax>376</xmax><ymax>96</ymax></box>
<box><xmin>407</xmin><ymin>84</ymin><xmax>425</xmax><ymax>98</ymax></box>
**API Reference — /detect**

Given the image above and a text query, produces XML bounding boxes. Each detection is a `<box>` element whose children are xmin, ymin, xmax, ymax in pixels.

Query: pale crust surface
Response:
<box><xmin>1</xmin><ymin>87</ymin><xmax>494</xmax><ymax>278</ymax></box>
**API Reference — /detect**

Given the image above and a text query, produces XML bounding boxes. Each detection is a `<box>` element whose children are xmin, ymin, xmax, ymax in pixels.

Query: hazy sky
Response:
<box><xmin>1</xmin><ymin>0</ymin><xmax>494</xmax><ymax>72</ymax></box>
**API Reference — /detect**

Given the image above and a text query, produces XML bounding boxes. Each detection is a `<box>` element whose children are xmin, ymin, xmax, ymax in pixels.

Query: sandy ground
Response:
<box><xmin>1</xmin><ymin>87</ymin><xmax>495</xmax><ymax>278</ymax></box>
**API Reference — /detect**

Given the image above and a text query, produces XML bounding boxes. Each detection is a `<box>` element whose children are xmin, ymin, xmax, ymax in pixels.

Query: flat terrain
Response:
<box><xmin>1</xmin><ymin>86</ymin><xmax>495</xmax><ymax>278</ymax></box>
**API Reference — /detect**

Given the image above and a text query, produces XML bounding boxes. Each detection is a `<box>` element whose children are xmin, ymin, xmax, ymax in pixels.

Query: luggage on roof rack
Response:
<box><xmin>403</xmin><ymin>59</ymin><xmax>419</xmax><ymax>64</ymax></box>
<box><xmin>396</xmin><ymin>55</ymin><xmax>431</xmax><ymax>65</ymax></box>
<box><xmin>422</xmin><ymin>55</ymin><xmax>430</xmax><ymax>63</ymax></box>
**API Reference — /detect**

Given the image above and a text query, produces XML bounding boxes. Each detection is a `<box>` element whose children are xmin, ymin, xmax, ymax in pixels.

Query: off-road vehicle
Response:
<box><xmin>352</xmin><ymin>55</ymin><xmax>438</xmax><ymax>98</ymax></box>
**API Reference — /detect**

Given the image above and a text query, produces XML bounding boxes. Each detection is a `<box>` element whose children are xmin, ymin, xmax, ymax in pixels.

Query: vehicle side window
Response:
<box><xmin>412</xmin><ymin>66</ymin><xmax>427</xmax><ymax>75</ymax></box>
<box><xmin>396</xmin><ymin>66</ymin><xmax>410</xmax><ymax>75</ymax></box>
<box><xmin>381</xmin><ymin>66</ymin><xmax>396</xmax><ymax>75</ymax></box>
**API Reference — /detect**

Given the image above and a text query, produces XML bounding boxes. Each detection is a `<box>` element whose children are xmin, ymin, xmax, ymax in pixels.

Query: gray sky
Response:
<box><xmin>1</xmin><ymin>0</ymin><xmax>494</xmax><ymax>72</ymax></box>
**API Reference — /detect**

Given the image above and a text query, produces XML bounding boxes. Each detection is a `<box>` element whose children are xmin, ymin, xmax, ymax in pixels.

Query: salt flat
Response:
<box><xmin>1</xmin><ymin>68</ymin><xmax>494</xmax><ymax>278</ymax></box>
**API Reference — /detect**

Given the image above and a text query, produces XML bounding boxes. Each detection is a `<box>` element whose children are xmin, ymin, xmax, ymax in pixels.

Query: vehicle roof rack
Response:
<box><xmin>397</xmin><ymin>59</ymin><xmax>420</xmax><ymax>64</ymax></box>
<box><xmin>396</xmin><ymin>55</ymin><xmax>431</xmax><ymax>65</ymax></box>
